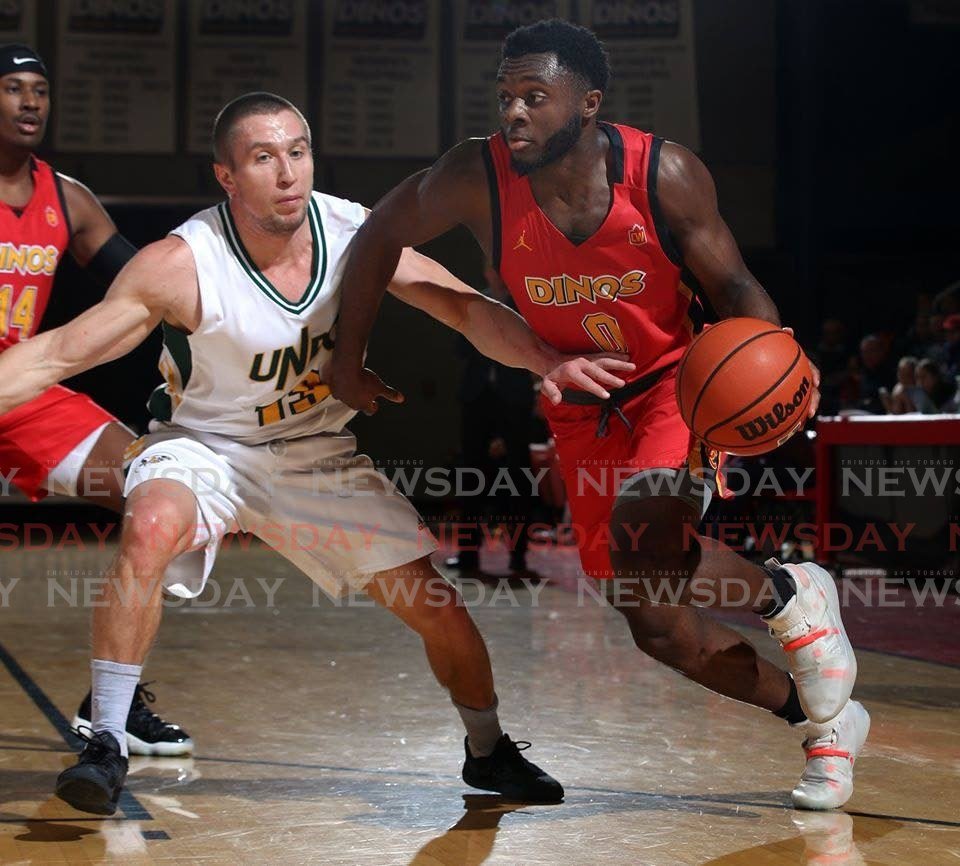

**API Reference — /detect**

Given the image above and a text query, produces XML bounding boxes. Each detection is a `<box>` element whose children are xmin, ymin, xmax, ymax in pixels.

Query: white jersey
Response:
<box><xmin>150</xmin><ymin>191</ymin><xmax>363</xmax><ymax>444</ymax></box>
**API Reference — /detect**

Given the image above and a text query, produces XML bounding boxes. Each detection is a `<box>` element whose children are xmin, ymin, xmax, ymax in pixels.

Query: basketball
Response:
<box><xmin>676</xmin><ymin>317</ymin><xmax>814</xmax><ymax>456</ymax></box>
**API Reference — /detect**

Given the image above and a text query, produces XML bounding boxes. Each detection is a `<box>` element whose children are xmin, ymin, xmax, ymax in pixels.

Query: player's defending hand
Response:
<box><xmin>327</xmin><ymin>364</ymin><xmax>405</xmax><ymax>416</ymax></box>
<box><xmin>782</xmin><ymin>327</ymin><xmax>821</xmax><ymax>419</ymax></box>
<box><xmin>540</xmin><ymin>355</ymin><xmax>636</xmax><ymax>405</ymax></box>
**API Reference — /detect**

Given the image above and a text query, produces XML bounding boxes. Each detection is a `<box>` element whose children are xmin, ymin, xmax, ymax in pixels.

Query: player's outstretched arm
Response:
<box><xmin>0</xmin><ymin>237</ymin><xmax>186</xmax><ymax>416</ymax></box>
<box><xmin>658</xmin><ymin>142</ymin><xmax>780</xmax><ymax>325</ymax></box>
<box><xmin>389</xmin><ymin>249</ymin><xmax>562</xmax><ymax>374</ymax></box>
<box><xmin>330</xmin><ymin>141</ymin><xmax>489</xmax><ymax>413</ymax></box>
<box><xmin>390</xmin><ymin>251</ymin><xmax>635</xmax><ymax>401</ymax></box>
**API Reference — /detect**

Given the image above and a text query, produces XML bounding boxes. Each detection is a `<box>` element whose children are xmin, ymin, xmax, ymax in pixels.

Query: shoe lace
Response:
<box><xmin>129</xmin><ymin>682</ymin><xmax>176</xmax><ymax>736</ymax></box>
<box><xmin>72</xmin><ymin>725</ymin><xmax>120</xmax><ymax>758</ymax></box>
<box><xmin>804</xmin><ymin>726</ymin><xmax>838</xmax><ymax>751</ymax></box>
<box><xmin>136</xmin><ymin>681</ymin><xmax>158</xmax><ymax>705</ymax></box>
<box><xmin>500</xmin><ymin>737</ymin><xmax>533</xmax><ymax>762</ymax></box>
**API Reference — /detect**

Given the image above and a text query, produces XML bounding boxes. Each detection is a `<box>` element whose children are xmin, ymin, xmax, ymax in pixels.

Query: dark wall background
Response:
<box><xmin>33</xmin><ymin>0</ymin><xmax>960</xmax><ymax>466</ymax></box>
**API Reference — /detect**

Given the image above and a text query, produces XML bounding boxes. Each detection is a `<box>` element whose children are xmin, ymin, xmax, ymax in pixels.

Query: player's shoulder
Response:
<box><xmin>134</xmin><ymin>234</ymin><xmax>193</xmax><ymax>265</ymax></box>
<box><xmin>434</xmin><ymin>137</ymin><xmax>488</xmax><ymax>182</ymax></box>
<box><xmin>130</xmin><ymin>234</ymin><xmax>194</xmax><ymax>275</ymax></box>
<box><xmin>657</xmin><ymin>140</ymin><xmax>711</xmax><ymax>185</ymax></box>
<box><xmin>654</xmin><ymin>141</ymin><xmax>718</xmax><ymax>226</ymax></box>
<box><xmin>116</xmin><ymin>235</ymin><xmax>197</xmax><ymax>323</ymax></box>
<box><xmin>167</xmin><ymin>200</ymin><xmax>230</xmax><ymax>245</ymax></box>
<box><xmin>54</xmin><ymin>171</ymin><xmax>102</xmax><ymax>218</ymax></box>
<box><xmin>309</xmin><ymin>189</ymin><xmax>366</xmax><ymax>231</ymax></box>
<box><xmin>413</xmin><ymin>138</ymin><xmax>489</xmax><ymax>210</ymax></box>
<box><xmin>54</xmin><ymin>171</ymin><xmax>97</xmax><ymax>202</ymax></box>
<box><xmin>52</xmin><ymin>171</ymin><xmax>119</xmax><ymax>240</ymax></box>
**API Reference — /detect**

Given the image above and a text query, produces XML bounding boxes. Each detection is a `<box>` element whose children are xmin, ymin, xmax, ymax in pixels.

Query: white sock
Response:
<box><xmin>454</xmin><ymin>694</ymin><xmax>503</xmax><ymax>758</ymax></box>
<box><xmin>90</xmin><ymin>658</ymin><xmax>141</xmax><ymax>758</ymax></box>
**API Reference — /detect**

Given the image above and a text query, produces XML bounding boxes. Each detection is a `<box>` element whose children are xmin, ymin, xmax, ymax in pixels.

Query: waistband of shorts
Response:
<box><xmin>560</xmin><ymin>362</ymin><xmax>677</xmax><ymax>407</ymax></box>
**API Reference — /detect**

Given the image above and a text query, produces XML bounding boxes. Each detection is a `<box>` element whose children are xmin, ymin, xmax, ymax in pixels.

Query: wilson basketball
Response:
<box><xmin>676</xmin><ymin>318</ymin><xmax>814</xmax><ymax>456</ymax></box>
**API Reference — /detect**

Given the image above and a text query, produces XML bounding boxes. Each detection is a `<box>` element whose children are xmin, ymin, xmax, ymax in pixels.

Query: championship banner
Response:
<box><xmin>321</xmin><ymin>0</ymin><xmax>440</xmax><ymax>157</ymax></box>
<box><xmin>580</xmin><ymin>0</ymin><xmax>700</xmax><ymax>149</ymax></box>
<box><xmin>186</xmin><ymin>0</ymin><xmax>308</xmax><ymax>154</ymax></box>
<box><xmin>0</xmin><ymin>0</ymin><xmax>36</xmax><ymax>45</ymax></box>
<box><xmin>454</xmin><ymin>0</ymin><xmax>571</xmax><ymax>140</ymax></box>
<box><xmin>53</xmin><ymin>0</ymin><xmax>177</xmax><ymax>153</ymax></box>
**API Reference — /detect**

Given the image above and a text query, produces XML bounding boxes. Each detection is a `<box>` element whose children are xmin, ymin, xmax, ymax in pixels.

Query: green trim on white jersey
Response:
<box><xmin>218</xmin><ymin>197</ymin><xmax>327</xmax><ymax>314</ymax></box>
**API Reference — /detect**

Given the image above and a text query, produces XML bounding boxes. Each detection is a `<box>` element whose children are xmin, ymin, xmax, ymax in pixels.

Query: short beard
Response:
<box><xmin>256</xmin><ymin>207</ymin><xmax>307</xmax><ymax>236</ymax></box>
<box><xmin>511</xmin><ymin>114</ymin><xmax>582</xmax><ymax>176</ymax></box>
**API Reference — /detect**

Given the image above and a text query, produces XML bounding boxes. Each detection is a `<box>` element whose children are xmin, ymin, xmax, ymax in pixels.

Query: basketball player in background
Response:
<box><xmin>0</xmin><ymin>91</ymin><xmax>632</xmax><ymax>814</ymax></box>
<box><xmin>0</xmin><ymin>44</ymin><xmax>191</xmax><ymax>756</ymax></box>
<box><xmin>330</xmin><ymin>20</ymin><xmax>868</xmax><ymax>810</ymax></box>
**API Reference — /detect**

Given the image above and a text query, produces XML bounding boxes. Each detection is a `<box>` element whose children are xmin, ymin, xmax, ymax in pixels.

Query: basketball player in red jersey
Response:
<box><xmin>0</xmin><ymin>44</ymin><xmax>191</xmax><ymax>756</ymax></box>
<box><xmin>330</xmin><ymin>20</ymin><xmax>868</xmax><ymax>810</ymax></box>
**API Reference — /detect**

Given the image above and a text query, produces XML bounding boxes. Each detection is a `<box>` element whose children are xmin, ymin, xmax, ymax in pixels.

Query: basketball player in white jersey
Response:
<box><xmin>0</xmin><ymin>92</ymin><xmax>632</xmax><ymax>815</ymax></box>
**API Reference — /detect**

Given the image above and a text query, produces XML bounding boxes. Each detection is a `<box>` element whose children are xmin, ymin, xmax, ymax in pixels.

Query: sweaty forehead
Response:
<box><xmin>235</xmin><ymin>110</ymin><xmax>306</xmax><ymax>145</ymax></box>
<box><xmin>496</xmin><ymin>52</ymin><xmax>566</xmax><ymax>85</ymax></box>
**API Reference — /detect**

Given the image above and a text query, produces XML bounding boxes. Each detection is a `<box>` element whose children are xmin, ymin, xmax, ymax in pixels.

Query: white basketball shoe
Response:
<box><xmin>764</xmin><ymin>559</ymin><xmax>857</xmax><ymax>723</ymax></box>
<box><xmin>792</xmin><ymin>699</ymin><xmax>870</xmax><ymax>811</ymax></box>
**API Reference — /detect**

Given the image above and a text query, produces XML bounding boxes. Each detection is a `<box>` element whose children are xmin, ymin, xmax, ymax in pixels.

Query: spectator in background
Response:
<box><xmin>916</xmin><ymin>358</ymin><xmax>958</xmax><ymax>412</ymax></box>
<box><xmin>930</xmin><ymin>312</ymin><xmax>946</xmax><ymax>335</ymax></box>
<box><xmin>855</xmin><ymin>334</ymin><xmax>897</xmax><ymax>413</ymax></box>
<box><xmin>932</xmin><ymin>280</ymin><xmax>960</xmax><ymax>316</ymax></box>
<box><xmin>927</xmin><ymin>313</ymin><xmax>948</xmax><ymax>365</ymax></box>
<box><xmin>814</xmin><ymin>319</ymin><xmax>851</xmax><ymax>376</ymax></box>
<box><xmin>880</xmin><ymin>356</ymin><xmax>933</xmax><ymax>414</ymax></box>
<box><xmin>941</xmin><ymin>314</ymin><xmax>960</xmax><ymax>378</ymax></box>
<box><xmin>837</xmin><ymin>354</ymin><xmax>862</xmax><ymax>410</ymax></box>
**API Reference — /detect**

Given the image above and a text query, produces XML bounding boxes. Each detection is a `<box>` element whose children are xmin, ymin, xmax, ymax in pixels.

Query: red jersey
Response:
<box><xmin>484</xmin><ymin>123</ymin><xmax>703</xmax><ymax>385</ymax></box>
<box><xmin>0</xmin><ymin>156</ymin><xmax>70</xmax><ymax>352</ymax></box>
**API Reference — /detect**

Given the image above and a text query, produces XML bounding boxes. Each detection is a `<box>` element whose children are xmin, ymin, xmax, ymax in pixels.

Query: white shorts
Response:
<box><xmin>123</xmin><ymin>425</ymin><xmax>438</xmax><ymax>599</ymax></box>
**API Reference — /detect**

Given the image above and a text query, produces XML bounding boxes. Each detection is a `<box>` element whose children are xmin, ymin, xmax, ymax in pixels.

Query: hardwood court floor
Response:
<box><xmin>1</xmin><ymin>542</ymin><xmax>958</xmax><ymax>865</ymax></box>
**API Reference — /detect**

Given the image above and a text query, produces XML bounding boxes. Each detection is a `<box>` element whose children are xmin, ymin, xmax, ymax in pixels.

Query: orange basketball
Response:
<box><xmin>676</xmin><ymin>317</ymin><xmax>814</xmax><ymax>456</ymax></box>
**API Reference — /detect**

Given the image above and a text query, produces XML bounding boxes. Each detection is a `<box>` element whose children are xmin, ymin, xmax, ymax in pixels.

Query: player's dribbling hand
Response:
<box><xmin>782</xmin><ymin>326</ymin><xmax>821</xmax><ymax>420</ymax></box>
<box><xmin>327</xmin><ymin>364</ymin><xmax>404</xmax><ymax>416</ymax></box>
<box><xmin>540</xmin><ymin>354</ymin><xmax>636</xmax><ymax>405</ymax></box>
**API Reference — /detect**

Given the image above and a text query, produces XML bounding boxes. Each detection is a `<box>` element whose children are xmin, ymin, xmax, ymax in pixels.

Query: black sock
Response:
<box><xmin>758</xmin><ymin>565</ymin><xmax>797</xmax><ymax>618</ymax></box>
<box><xmin>773</xmin><ymin>675</ymin><xmax>807</xmax><ymax>725</ymax></box>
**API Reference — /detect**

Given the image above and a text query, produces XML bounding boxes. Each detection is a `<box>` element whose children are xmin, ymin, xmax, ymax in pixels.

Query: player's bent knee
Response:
<box><xmin>609</xmin><ymin>468</ymin><xmax>705</xmax><ymax>578</ymax></box>
<box><xmin>367</xmin><ymin>562</ymin><xmax>463</xmax><ymax>622</ymax></box>
<box><xmin>614</xmin><ymin>467</ymin><xmax>710</xmax><ymax>515</ymax></box>
<box><xmin>611</xmin><ymin>467</ymin><xmax>707</xmax><ymax>549</ymax></box>
<box><xmin>122</xmin><ymin>487</ymin><xmax>197</xmax><ymax>562</ymax></box>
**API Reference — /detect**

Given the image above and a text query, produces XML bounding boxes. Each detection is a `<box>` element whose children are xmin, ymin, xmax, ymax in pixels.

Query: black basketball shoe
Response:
<box><xmin>462</xmin><ymin>734</ymin><xmax>564</xmax><ymax>802</ymax></box>
<box><xmin>56</xmin><ymin>728</ymin><xmax>128</xmax><ymax>815</ymax></box>
<box><xmin>73</xmin><ymin>682</ymin><xmax>194</xmax><ymax>757</ymax></box>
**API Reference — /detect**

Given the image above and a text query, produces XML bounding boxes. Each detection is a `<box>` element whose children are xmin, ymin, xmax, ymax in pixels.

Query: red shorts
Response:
<box><xmin>0</xmin><ymin>385</ymin><xmax>117</xmax><ymax>500</ymax></box>
<box><xmin>546</xmin><ymin>365</ymin><xmax>715</xmax><ymax>578</ymax></box>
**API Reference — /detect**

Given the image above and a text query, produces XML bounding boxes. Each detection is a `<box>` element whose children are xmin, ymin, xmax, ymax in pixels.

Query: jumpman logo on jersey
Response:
<box><xmin>513</xmin><ymin>230</ymin><xmax>533</xmax><ymax>252</ymax></box>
